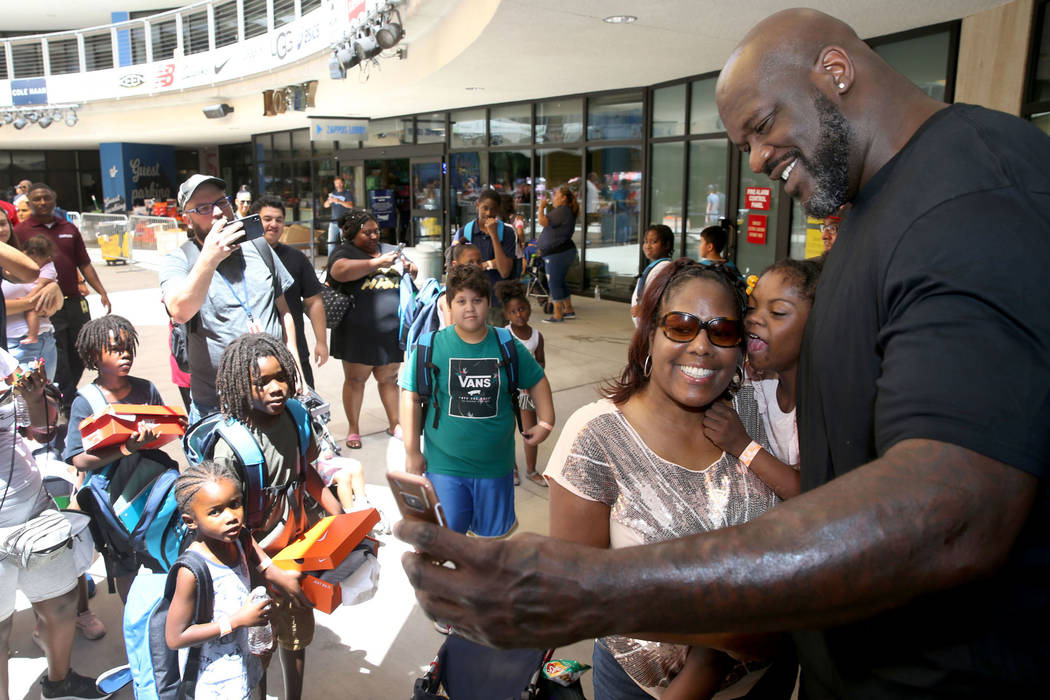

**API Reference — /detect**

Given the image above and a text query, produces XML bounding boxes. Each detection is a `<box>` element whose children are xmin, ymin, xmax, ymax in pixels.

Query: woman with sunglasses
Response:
<box><xmin>546</xmin><ymin>258</ymin><xmax>781</xmax><ymax>700</ymax></box>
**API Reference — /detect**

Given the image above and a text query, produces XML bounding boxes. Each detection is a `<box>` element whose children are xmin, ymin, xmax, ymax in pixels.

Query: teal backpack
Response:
<box><xmin>182</xmin><ymin>399</ymin><xmax>311</xmax><ymax>531</ymax></box>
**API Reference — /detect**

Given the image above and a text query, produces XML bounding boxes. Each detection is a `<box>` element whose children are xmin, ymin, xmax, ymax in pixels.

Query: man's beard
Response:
<box><xmin>798</xmin><ymin>93</ymin><xmax>852</xmax><ymax>218</ymax></box>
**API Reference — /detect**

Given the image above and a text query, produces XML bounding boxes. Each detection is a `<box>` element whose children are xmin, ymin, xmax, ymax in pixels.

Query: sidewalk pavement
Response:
<box><xmin>8</xmin><ymin>247</ymin><xmax>638</xmax><ymax>699</ymax></box>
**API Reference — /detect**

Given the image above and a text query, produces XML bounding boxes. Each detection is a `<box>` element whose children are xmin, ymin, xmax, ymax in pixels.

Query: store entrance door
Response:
<box><xmin>409</xmin><ymin>157</ymin><xmax>445</xmax><ymax>246</ymax></box>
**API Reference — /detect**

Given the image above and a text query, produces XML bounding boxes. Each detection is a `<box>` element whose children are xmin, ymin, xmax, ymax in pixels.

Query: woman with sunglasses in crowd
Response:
<box><xmin>545</xmin><ymin>258</ymin><xmax>784</xmax><ymax>699</ymax></box>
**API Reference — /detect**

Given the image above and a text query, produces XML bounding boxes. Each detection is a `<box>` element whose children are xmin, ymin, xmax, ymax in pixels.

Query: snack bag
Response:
<box><xmin>542</xmin><ymin>658</ymin><xmax>590</xmax><ymax>687</ymax></box>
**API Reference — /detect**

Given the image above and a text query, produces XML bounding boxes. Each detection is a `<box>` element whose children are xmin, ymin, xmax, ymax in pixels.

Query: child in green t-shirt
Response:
<box><xmin>399</xmin><ymin>264</ymin><xmax>555</xmax><ymax>536</ymax></box>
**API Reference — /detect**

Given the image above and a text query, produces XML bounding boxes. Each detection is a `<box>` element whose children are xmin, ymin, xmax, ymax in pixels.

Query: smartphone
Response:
<box><xmin>239</xmin><ymin>213</ymin><xmax>265</xmax><ymax>241</ymax></box>
<box><xmin>386</xmin><ymin>472</ymin><xmax>446</xmax><ymax>527</ymax></box>
<box><xmin>393</xmin><ymin>242</ymin><xmax>406</xmax><ymax>256</ymax></box>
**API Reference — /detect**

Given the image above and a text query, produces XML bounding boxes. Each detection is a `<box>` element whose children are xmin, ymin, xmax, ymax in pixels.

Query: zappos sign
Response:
<box><xmin>309</xmin><ymin>117</ymin><xmax>368</xmax><ymax>142</ymax></box>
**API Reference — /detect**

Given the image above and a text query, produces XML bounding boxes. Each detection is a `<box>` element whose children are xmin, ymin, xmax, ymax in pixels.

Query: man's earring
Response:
<box><xmin>838</xmin><ymin>82</ymin><xmax>846</xmax><ymax>89</ymax></box>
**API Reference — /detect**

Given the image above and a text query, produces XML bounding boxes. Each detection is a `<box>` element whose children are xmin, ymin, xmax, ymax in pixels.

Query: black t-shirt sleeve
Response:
<box><xmin>875</xmin><ymin>192</ymin><xmax>1050</xmax><ymax>478</ymax></box>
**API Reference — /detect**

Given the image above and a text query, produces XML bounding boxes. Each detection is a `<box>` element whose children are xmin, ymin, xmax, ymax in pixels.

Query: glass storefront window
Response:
<box><xmin>588</xmin><ymin>93</ymin><xmax>643</xmax><ymax>141</ymax></box>
<box><xmin>650</xmin><ymin>143</ymin><xmax>684</xmax><ymax>255</ymax></box>
<box><xmin>587</xmin><ymin>146</ymin><xmax>642</xmax><ymax>298</ymax></box>
<box><xmin>537</xmin><ymin>148</ymin><xmax>583</xmax><ymax>287</ymax></box>
<box><xmin>652</xmin><ymin>84</ymin><xmax>686</xmax><ymax>138</ymax></box>
<box><xmin>490</xmin><ymin>104</ymin><xmax>531</xmax><ymax>146</ymax></box>
<box><xmin>450</xmin><ymin>151</ymin><xmax>487</xmax><ymax>228</ymax></box>
<box><xmin>873</xmin><ymin>30</ymin><xmax>951</xmax><ymax>101</ymax></box>
<box><xmin>451</xmin><ymin>108</ymin><xmax>486</xmax><ymax>148</ymax></box>
<box><xmin>416</xmin><ymin>112</ymin><xmax>447</xmax><ymax>144</ymax></box>
<box><xmin>365</xmin><ymin>117</ymin><xmax>408</xmax><ymax>147</ymax></box>
<box><xmin>489</xmin><ymin>151</ymin><xmax>532</xmax><ymax>234</ymax></box>
<box><xmin>290</xmin><ymin>129</ymin><xmax>310</xmax><ymax>157</ymax></box>
<box><xmin>686</xmin><ymin>139</ymin><xmax>729</xmax><ymax>257</ymax></box>
<box><xmin>272</xmin><ymin>133</ymin><xmax>292</xmax><ymax>161</ymax></box>
<box><xmin>789</xmin><ymin>199</ymin><xmax>826</xmax><ymax>260</ymax></box>
<box><xmin>254</xmin><ymin>134</ymin><xmax>272</xmax><ymax>162</ymax></box>
<box><xmin>295</xmin><ymin>159</ymin><xmax>313</xmax><ymax>223</ymax></box>
<box><xmin>690</xmin><ymin>76</ymin><xmax>722</xmax><ymax>134</ymax></box>
<box><xmin>1030</xmin><ymin>111</ymin><xmax>1050</xmax><ymax>136</ymax></box>
<box><xmin>536</xmin><ymin>99</ymin><xmax>583</xmax><ymax>144</ymax></box>
<box><xmin>735</xmin><ymin>173</ymin><xmax>781</xmax><ymax>277</ymax></box>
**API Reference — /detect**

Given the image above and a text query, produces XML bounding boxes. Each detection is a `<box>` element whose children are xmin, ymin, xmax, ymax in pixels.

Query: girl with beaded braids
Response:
<box><xmin>211</xmin><ymin>333</ymin><xmax>342</xmax><ymax>700</ymax></box>
<box><xmin>166</xmin><ymin>459</ymin><xmax>270</xmax><ymax>700</ymax></box>
<box><xmin>545</xmin><ymin>258</ymin><xmax>784</xmax><ymax>700</ymax></box>
<box><xmin>324</xmin><ymin>209</ymin><xmax>417</xmax><ymax>449</ymax></box>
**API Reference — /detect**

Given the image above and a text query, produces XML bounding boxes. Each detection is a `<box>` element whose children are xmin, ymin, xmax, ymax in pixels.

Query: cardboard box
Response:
<box><xmin>78</xmin><ymin>403</ymin><xmax>187</xmax><ymax>452</ymax></box>
<box><xmin>273</xmin><ymin>510</ymin><xmax>380</xmax><ymax>613</ymax></box>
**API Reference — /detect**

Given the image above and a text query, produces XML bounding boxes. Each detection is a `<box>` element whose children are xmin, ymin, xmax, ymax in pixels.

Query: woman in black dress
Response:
<box><xmin>326</xmin><ymin>210</ymin><xmax>416</xmax><ymax>448</ymax></box>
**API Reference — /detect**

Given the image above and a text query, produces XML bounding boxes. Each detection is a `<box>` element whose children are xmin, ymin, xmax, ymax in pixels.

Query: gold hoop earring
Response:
<box><xmin>642</xmin><ymin>354</ymin><xmax>652</xmax><ymax>378</ymax></box>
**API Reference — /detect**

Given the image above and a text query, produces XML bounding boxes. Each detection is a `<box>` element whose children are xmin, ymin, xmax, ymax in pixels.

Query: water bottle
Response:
<box><xmin>594</xmin><ymin>285</ymin><xmax>601</xmax><ymax>300</ymax></box>
<box><xmin>246</xmin><ymin>586</ymin><xmax>274</xmax><ymax>655</ymax></box>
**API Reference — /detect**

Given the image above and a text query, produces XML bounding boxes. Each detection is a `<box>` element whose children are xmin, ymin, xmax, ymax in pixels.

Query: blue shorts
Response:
<box><xmin>427</xmin><ymin>472</ymin><xmax>517</xmax><ymax>537</ymax></box>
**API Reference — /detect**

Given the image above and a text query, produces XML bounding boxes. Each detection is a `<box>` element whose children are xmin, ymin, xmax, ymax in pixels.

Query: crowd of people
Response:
<box><xmin>1</xmin><ymin>7</ymin><xmax>1048</xmax><ymax>700</ymax></box>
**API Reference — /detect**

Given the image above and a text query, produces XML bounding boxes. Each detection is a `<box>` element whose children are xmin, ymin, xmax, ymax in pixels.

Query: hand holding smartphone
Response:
<box><xmin>386</xmin><ymin>472</ymin><xmax>446</xmax><ymax>527</ymax></box>
<box><xmin>238</xmin><ymin>213</ymin><xmax>265</xmax><ymax>241</ymax></box>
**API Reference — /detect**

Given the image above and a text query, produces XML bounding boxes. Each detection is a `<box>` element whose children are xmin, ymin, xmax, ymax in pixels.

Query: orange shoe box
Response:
<box><xmin>273</xmin><ymin>510</ymin><xmax>381</xmax><ymax>613</ymax></box>
<box><xmin>79</xmin><ymin>403</ymin><xmax>187</xmax><ymax>452</ymax></box>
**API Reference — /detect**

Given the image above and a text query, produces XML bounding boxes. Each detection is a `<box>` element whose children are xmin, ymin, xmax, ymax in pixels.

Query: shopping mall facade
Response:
<box><xmin>0</xmin><ymin>0</ymin><xmax>1045</xmax><ymax>299</ymax></box>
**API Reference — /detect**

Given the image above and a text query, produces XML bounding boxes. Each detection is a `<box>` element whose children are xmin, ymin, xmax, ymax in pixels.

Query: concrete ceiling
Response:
<box><xmin>2</xmin><ymin>0</ymin><xmax>1012</xmax><ymax>149</ymax></box>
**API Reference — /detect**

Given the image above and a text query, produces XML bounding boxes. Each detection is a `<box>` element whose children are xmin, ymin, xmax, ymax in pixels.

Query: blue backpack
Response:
<box><xmin>74</xmin><ymin>384</ymin><xmax>187</xmax><ymax>579</ymax></box>
<box><xmin>461</xmin><ymin>219</ymin><xmax>509</xmax><ymax>244</ymax></box>
<box><xmin>399</xmin><ymin>275</ymin><xmax>445</xmax><ymax>351</ymax></box>
<box><xmin>635</xmin><ymin>257</ymin><xmax>671</xmax><ymax>303</ymax></box>
<box><xmin>124</xmin><ymin>550</ymin><xmax>213</xmax><ymax>700</ymax></box>
<box><xmin>459</xmin><ymin>220</ymin><xmax>523</xmax><ymax>280</ymax></box>
<box><xmin>412</xmin><ymin>326</ymin><xmax>522</xmax><ymax>433</ymax></box>
<box><xmin>182</xmin><ymin>399</ymin><xmax>311</xmax><ymax>531</ymax></box>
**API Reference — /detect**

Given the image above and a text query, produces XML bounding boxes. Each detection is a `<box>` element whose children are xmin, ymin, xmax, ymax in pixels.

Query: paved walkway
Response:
<box><xmin>8</xmin><ymin>248</ymin><xmax>639</xmax><ymax>699</ymax></box>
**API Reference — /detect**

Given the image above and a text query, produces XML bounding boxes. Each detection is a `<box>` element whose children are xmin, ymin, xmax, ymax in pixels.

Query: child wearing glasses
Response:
<box><xmin>703</xmin><ymin>258</ymin><xmax>823</xmax><ymax>500</ymax></box>
<box><xmin>546</xmin><ymin>258</ymin><xmax>786</xmax><ymax>700</ymax></box>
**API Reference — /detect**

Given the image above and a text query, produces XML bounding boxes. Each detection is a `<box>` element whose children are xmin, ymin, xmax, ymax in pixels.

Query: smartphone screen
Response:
<box><xmin>386</xmin><ymin>472</ymin><xmax>446</xmax><ymax>527</ymax></box>
<box><xmin>394</xmin><ymin>242</ymin><xmax>406</xmax><ymax>256</ymax></box>
<box><xmin>239</xmin><ymin>214</ymin><xmax>265</xmax><ymax>241</ymax></box>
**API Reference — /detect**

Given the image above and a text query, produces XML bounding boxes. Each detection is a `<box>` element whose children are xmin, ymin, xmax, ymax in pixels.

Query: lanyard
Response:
<box><xmin>216</xmin><ymin>257</ymin><xmax>255</xmax><ymax>324</ymax></box>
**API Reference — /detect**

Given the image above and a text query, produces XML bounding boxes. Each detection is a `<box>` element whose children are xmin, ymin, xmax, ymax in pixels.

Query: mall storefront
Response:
<box><xmin>250</xmin><ymin>21</ymin><xmax>959</xmax><ymax>302</ymax></box>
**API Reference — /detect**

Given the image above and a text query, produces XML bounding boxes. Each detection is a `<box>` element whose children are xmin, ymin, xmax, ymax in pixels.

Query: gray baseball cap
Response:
<box><xmin>177</xmin><ymin>174</ymin><xmax>227</xmax><ymax>209</ymax></box>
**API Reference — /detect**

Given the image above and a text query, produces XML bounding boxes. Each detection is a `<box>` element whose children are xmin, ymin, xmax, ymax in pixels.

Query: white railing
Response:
<box><xmin>1</xmin><ymin>0</ymin><xmax>324</xmax><ymax>78</ymax></box>
<box><xmin>0</xmin><ymin>0</ymin><xmax>354</xmax><ymax>105</ymax></box>
<box><xmin>79</xmin><ymin>213</ymin><xmax>129</xmax><ymax>244</ymax></box>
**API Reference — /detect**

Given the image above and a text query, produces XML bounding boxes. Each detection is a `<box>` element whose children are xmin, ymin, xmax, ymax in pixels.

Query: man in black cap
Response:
<box><xmin>159</xmin><ymin>174</ymin><xmax>297</xmax><ymax>419</ymax></box>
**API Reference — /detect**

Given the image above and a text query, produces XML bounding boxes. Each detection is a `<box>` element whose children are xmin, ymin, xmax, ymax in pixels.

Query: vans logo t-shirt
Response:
<box><xmin>449</xmin><ymin>358</ymin><xmax>500</xmax><ymax>418</ymax></box>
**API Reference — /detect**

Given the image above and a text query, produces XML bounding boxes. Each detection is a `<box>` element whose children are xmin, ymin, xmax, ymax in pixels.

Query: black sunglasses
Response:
<box><xmin>658</xmin><ymin>311</ymin><xmax>743</xmax><ymax>347</ymax></box>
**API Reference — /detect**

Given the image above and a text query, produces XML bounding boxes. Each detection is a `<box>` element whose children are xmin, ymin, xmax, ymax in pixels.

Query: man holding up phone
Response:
<box><xmin>159</xmin><ymin>174</ymin><xmax>298</xmax><ymax>419</ymax></box>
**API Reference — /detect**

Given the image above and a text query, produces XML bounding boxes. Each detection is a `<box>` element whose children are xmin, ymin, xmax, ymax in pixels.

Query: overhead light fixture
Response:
<box><xmin>26</xmin><ymin>111</ymin><xmax>39</xmax><ymax>123</ymax></box>
<box><xmin>38</xmin><ymin>115</ymin><xmax>52</xmax><ymax>128</ymax></box>
<box><xmin>202</xmin><ymin>103</ymin><xmax>234</xmax><ymax>119</ymax></box>
<box><xmin>376</xmin><ymin>10</ymin><xmax>404</xmax><ymax>49</ymax></box>
<box><xmin>2</xmin><ymin>113</ymin><xmax>13</xmax><ymax>125</ymax></box>
<box><xmin>329</xmin><ymin>51</ymin><xmax>346</xmax><ymax>79</ymax></box>
<box><xmin>353</xmin><ymin>30</ymin><xmax>379</xmax><ymax>60</ymax></box>
<box><xmin>65</xmin><ymin>110</ymin><xmax>78</xmax><ymax>126</ymax></box>
<box><xmin>603</xmin><ymin>15</ymin><xmax>637</xmax><ymax>24</ymax></box>
<box><xmin>13</xmin><ymin>117</ymin><xmax>27</xmax><ymax>130</ymax></box>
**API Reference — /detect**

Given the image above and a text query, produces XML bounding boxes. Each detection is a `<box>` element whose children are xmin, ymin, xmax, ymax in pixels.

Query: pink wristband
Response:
<box><xmin>738</xmin><ymin>441</ymin><xmax>762</xmax><ymax>467</ymax></box>
<box><xmin>537</xmin><ymin>420</ymin><xmax>553</xmax><ymax>432</ymax></box>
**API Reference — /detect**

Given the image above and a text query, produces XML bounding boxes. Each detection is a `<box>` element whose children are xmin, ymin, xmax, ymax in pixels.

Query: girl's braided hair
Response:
<box><xmin>215</xmin><ymin>332</ymin><xmax>300</xmax><ymax>426</ymax></box>
<box><xmin>173</xmin><ymin>459</ymin><xmax>243</xmax><ymax>518</ymax></box>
